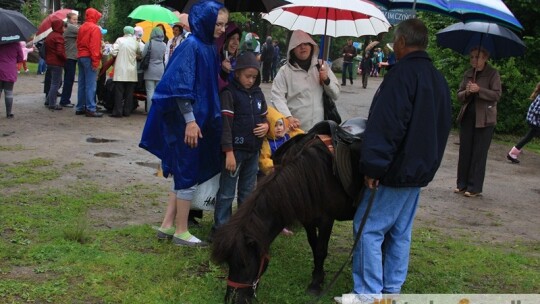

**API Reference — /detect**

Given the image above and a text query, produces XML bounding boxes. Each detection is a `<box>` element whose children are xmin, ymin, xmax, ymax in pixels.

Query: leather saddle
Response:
<box><xmin>273</xmin><ymin>117</ymin><xmax>366</xmax><ymax>200</ymax></box>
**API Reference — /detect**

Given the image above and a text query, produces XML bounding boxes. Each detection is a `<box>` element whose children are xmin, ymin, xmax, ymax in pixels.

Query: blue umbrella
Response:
<box><xmin>436</xmin><ymin>22</ymin><xmax>525</xmax><ymax>60</ymax></box>
<box><xmin>371</xmin><ymin>0</ymin><xmax>523</xmax><ymax>32</ymax></box>
<box><xmin>0</xmin><ymin>8</ymin><xmax>38</xmax><ymax>45</ymax></box>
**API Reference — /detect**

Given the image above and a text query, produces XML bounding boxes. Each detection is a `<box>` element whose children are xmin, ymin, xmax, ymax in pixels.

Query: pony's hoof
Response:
<box><xmin>306</xmin><ymin>284</ymin><xmax>322</xmax><ymax>296</ymax></box>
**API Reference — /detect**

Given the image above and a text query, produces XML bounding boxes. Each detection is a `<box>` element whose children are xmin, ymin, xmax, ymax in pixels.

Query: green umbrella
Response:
<box><xmin>128</xmin><ymin>5</ymin><xmax>179</xmax><ymax>23</ymax></box>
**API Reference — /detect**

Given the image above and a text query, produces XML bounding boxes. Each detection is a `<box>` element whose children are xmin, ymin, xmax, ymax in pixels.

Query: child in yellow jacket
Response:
<box><xmin>259</xmin><ymin>107</ymin><xmax>304</xmax><ymax>235</ymax></box>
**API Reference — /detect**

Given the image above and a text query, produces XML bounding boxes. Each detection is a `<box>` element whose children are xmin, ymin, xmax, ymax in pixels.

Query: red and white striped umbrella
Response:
<box><xmin>34</xmin><ymin>8</ymin><xmax>78</xmax><ymax>42</ymax></box>
<box><xmin>262</xmin><ymin>0</ymin><xmax>390</xmax><ymax>38</ymax></box>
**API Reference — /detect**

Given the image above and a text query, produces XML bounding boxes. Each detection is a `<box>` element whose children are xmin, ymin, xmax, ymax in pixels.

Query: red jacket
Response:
<box><xmin>45</xmin><ymin>18</ymin><xmax>66</xmax><ymax>66</ymax></box>
<box><xmin>77</xmin><ymin>8</ymin><xmax>102</xmax><ymax>69</ymax></box>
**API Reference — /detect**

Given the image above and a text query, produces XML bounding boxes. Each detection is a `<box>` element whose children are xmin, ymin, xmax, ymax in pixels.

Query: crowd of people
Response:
<box><xmin>1</xmin><ymin>1</ymin><xmax>536</xmax><ymax>302</ymax></box>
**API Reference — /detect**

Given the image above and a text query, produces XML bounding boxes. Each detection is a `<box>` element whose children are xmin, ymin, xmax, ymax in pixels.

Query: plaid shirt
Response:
<box><xmin>527</xmin><ymin>95</ymin><xmax>540</xmax><ymax>127</ymax></box>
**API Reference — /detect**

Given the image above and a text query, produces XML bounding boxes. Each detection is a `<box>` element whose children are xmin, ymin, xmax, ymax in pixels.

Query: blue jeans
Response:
<box><xmin>76</xmin><ymin>57</ymin><xmax>97</xmax><ymax>112</ymax></box>
<box><xmin>47</xmin><ymin>65</ymin><xmax>63</xmax><ymax>108</ymax></box>
<box><xmin>60</xmin><ymin>59</ymin><xmax>77</xmax><ymax>105</ymax></box>
<box><xmin>352</xmin><ymin>185</ymin><xmax>420</xmax><ymax>295</ymax></box>
<box><xmin>37</xmin><ymin>58</ymin><xmax>47</xmax><ymax>74</ymax></box>
<box><xmin>213</xmin><ymin>150</ymin><xmax>259</xmax><ymax>229</ymax></box>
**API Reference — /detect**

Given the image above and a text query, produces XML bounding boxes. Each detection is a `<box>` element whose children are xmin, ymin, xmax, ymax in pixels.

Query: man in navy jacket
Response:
<box><xmin>338</xmin><ymin>19</ymin><xmax>452</xmax><ymax>303</ymax></box>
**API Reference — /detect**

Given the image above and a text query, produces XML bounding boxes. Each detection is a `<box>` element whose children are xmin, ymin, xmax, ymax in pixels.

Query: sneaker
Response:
<box><xmin>156</xmin><ymin>227</ymin><xmax>175</xmax><ymax>240</ymax></box>
<box><xmin>25</xmin><ymin>69</ymin><xmax>29</xmax><ymax>73</ymax></box>
<box><xmin>173</xmin><ymin>234</ymin><xmax>208</xmax><ymax>247</ymax></box>
<box><xmin>464</xmin><ymin>191</ymin><xmax>482</xmax><ymax>198</ymax></box>
<box><xmin>334</xmin><ymin>294</ymin><xmax>377</xmax><ymax>304</ymax></box>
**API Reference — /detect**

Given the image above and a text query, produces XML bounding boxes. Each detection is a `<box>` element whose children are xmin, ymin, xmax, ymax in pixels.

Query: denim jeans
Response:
<box><xmin>213</xmin><ymin>150</ymin><xmax>259</xmax><ymax>229</ymax></box>
<box><xmin>60</xmin><ymin>59</ymin><xmax>77</xmax><ymax>105</ymax></box>
<box><xmin>47</xmin><ymin>65</ymin><xmax>63</xmax><ymax>108</ymax></box>
<box><xmin>76</xmin><ymin>57</ymin><xmax>97</xmax><ymax>112</ymax></box>
<box><xmin>352</xmin><ymin>185</ymin><xmax>420</xmax><ymax>295</ymax></box>
<box><xmin>145</xmin><ymin>80</ymin><xmax>158</xmax><ymax>112</ymax></box>
<box><xmin>37</xmin><ymin>58</ymin><xmax>47</xmax><ymax>74</ymax></box>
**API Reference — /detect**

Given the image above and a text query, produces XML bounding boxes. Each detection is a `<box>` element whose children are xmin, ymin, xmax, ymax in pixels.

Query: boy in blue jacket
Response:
<box><xmin>211</xmin><ymin>51</ymin><xmax>269</xmax><ymax>239</ymax></box>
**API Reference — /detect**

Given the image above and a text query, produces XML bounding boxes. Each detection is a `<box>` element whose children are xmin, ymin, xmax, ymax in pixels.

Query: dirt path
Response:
<box><xmin>1</xmin><ymin>74</ymin><xmax>539</xmax><ymax>244</ymax></box>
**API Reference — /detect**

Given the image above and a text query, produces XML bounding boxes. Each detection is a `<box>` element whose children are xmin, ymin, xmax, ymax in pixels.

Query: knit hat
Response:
<box><xmin>123</xmin><ymin>26</ymin><xmax>135</xmax><ymax>35</ymax></box>
<box><xmin>234</xmin><ymin>51</ymin><xmax>260</xmax><ymax>71</ymax></box>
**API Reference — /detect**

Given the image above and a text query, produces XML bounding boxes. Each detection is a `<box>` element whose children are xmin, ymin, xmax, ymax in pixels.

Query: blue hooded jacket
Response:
<box><xmin>139</xmin><ymin>0</ymin><xmax>224</xmax><ymax>189</ymax></box>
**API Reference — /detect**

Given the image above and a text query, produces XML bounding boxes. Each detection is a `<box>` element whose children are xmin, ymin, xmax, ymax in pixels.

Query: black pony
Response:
<box><xmin>211</xmin><ymin>119</ymin><xmax>365</xmax><ymax>303</ymax></box>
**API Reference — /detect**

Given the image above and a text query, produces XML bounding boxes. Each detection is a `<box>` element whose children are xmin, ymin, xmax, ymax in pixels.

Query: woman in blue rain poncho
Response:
<box><xmin>140</xmin><ymin>0</ymin><xmax>228</xmax><ymax>247</ymax></box>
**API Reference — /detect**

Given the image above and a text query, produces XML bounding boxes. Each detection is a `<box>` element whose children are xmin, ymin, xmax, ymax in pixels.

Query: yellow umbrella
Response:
<box><xmin>135</xmin><ymin>21</ymin><xmax>173</xmax><ymax>43</ymax></box>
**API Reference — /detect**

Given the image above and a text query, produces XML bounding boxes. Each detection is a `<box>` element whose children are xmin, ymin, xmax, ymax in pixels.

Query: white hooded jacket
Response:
<box><xmin>270</xmin><ymin>30</ymin><xmax>340</xmax><ymax>130</ymax></box>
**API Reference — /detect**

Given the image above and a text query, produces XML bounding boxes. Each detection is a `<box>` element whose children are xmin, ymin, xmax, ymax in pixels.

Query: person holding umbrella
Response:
<box><xmin>455</xmin><ymin>46</ymin><xmax>501</xmax><ymax>197</ymax></box>
<box><xmin>0</xmin><ymin>42</ymin><xmax>23</xmax><ymax>118</ymax></box>
<box><xmin>270</xmin><ymin>29</ymin><xmax>340</xmax><ymax>131</ymax></box>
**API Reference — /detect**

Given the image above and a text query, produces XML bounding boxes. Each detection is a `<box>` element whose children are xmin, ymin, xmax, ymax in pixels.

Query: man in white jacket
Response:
<box><xmin>270</xmin><ymin>30</ymin><xmax>340</xmax><ymax>131</ymax></box>
<box><xmin>110</xmin><ymin>26</ymin><xmax>139</xmax><ymax>117</ymax></box>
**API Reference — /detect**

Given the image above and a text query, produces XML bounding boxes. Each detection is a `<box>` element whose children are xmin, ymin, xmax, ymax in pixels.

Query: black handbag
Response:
<box><xmin>323</xmin><ymin>90</ymin><xmax>342</xmax><ymax>124</ymax></box>
<box><xmin>140</xmin><ymin>41</ymin><xmax>152</xmax><ymax>70</ymax></box>
<box><xmin>316</xmin><ymin>60</ymin><xmax>342</xmax><ymax>124</ymax></box>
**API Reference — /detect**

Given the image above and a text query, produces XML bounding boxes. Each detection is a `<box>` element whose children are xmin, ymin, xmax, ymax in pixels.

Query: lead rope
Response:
<box><xmin>310</xmin><ymin>187</ymin><xmax>377</xmax><ymax>304</ymax></box>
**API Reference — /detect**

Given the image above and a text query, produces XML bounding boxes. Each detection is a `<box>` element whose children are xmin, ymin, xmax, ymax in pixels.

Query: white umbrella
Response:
<box><xmin>262</xmin><ymin>0</ymin><xmax>391</xmax><ymax>38</ymax></box>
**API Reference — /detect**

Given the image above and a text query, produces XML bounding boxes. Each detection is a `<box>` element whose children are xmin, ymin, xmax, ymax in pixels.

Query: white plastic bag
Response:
<box><xmin>190</xmin><ymin>173</ymin><xmax>220</xmax><ymax>211</ymax></box>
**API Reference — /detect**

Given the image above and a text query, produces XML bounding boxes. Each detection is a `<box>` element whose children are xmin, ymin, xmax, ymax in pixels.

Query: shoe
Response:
<box><xmin>109</xmin><ymin>114</ymin><xmax>122</xmax><ymax>118</ymax></box>
<box><xmin>506</xmin><ymin>154</ymin><xmax>520</xmax><ymax>164</ymax></box>
<box><xmin>85</xmin><ymin>111</ymin><xmax>104</xmax><ymax>117</ymax></box>
<box><xmin>464</xmin><ymin>191</ymin><xmax>481</xmax><ymax>198</ymax></box>
<box><xmin>156</xmin><ymin>227</ymin><xmax>175</xmax><ymax>240</ymax></box>
<box><xmin>334</xmin><ymin>294</ymin><xmax>373</xmax><ymax>304</ymax></box>
<box><xmin>75</xmin><ymin>110</ymin><xmax>86</xmax><ymax>115</ymax></box>
<box><xmin>49</xmin><ymin>105</ymin><xmax>63</xmax><ymax>111</ymax></box>
<box><xmin>172</xmin><ymin>235</ymin><xmax>208</xmax><ymax>247</ymax></box>
<box><xmin>350</xmin><ymin>80</ymin><xmax>353</xmax><ymax>85</ymax></box>
<box><xmin>453</xmin><ymin>187</ymin><xmax>466</xmax><ymax>194</ymax></box>
<box><xmin>7</xmin><ymin>114</ymin><xmax>14</xmax><ymax>119</ymax></box>
<box><xmin>61</xmin><ymin>103</ymin><xmax>75</xmax><ymax>108</ymax></box>
<box><xmin>341</xmin><ymin>83</ymin><xmax>346</xmax><ymax>86</ymax></box>
<box><xmin>25</xmin><ymin>69</ymin><xmax>29</xmax><ymax>73</ymax></box>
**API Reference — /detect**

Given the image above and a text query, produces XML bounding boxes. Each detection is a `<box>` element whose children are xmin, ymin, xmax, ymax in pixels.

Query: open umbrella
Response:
<box><xmin>436</xmin><ymin>22</ymin><xmax>525</xmax><ymax>60</ymax></box>
<box><xmin>135</xmin><ymin>21</ymin><xmax>174</xmax><ymax>43</ymax></box>
<box><xmin>371</xmin><ymin>0</ymin><xmax>523</xmax><ymax>32</ymax></box>
<box><xmin>263</xmin><ymin>0</ymin><xmax>390</xmax><ymax>59</ymax></box>
<box><xmin>129</xmin><ymin>4</ymin><xmax>180</xmax><ymax>23</ymax></box>
<box><xmin>34</xmin><ymin>8</ymin><xmax>79</xmax><ymax>43</ymax></box>
<box><xmin>263</xmin><ymin>0</ymin><xmax>390</xmax><ymax>38</ymax></box>
<box><xmin>159</xmin><ymin>0</ymin><xmax>290</xmax><ymax>13</ymax></box>
<box><xmin>0</xmin><ymin>8</ymin><xmax>38</xmax><ymax>45</ymax></box>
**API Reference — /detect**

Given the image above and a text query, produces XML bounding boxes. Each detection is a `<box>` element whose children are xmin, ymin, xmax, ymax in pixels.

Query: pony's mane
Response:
<box><xmin>211</xmin><ymin>139</ymin><xmax>334</xmax><ymax>265</ymax></box>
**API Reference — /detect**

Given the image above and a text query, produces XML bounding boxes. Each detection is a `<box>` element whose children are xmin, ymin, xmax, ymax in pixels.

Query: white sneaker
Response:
<box><xmin>334</xmin><ymin>294</ymin><xmax>377</xmax><ymax>304</ymax></box>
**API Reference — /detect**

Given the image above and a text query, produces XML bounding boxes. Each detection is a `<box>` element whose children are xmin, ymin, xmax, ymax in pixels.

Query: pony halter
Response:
<box><xmin>226</xmin><ymin>254</ymin><xmax>270</xmax><ymax>293</ymax></box>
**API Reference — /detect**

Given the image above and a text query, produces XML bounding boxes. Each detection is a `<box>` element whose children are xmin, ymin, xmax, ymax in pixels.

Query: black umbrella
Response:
<box><xmin>159</xmin><ymin>0</ymin><xmax>290</xmax><ymax>13</ymax></box>
<box><xmin>436</xmin><ymin>22</ymin><xmax>525</xmax><ymax>60</ymax></box>
<box><xmin>0</xmin><ymin>8</ymin><xmax>38</xmax><ymax>45</ymax></box>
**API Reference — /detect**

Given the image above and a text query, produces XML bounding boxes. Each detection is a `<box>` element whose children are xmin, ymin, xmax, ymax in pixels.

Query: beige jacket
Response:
<box><xmin>111</xmin><ymin>35</ymin><xmax>139</xmax><ymax>82</ymax></box>
<box><xmin>456</xmin><ymin>64</ymin><xmax>501</xmax><ymax>127</ymax></box>
<box><xmin>270</xmin><ymin>30</ymin><xmax>340</xmax><ymax>130</ymax></box>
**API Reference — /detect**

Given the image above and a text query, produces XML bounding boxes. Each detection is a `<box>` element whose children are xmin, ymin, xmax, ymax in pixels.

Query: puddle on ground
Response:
<box><xmin>94</xmin><ymin>152</ymin><xmax>122</xmax><ymax>158</ymax></box>
<box><xmin>86</xmin><ymin>137</ymin><xmax>118</xmax><ymax>143</ymax></box>
<box><xmin>135</xmin><ymin>162</ymin><xmax>160</xmax><ymax>169</ymax></box>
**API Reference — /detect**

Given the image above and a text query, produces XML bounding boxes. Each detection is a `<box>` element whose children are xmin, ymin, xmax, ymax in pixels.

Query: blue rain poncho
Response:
<box><xmin>139</xmin><ymin>0</ymin><xmax>224</xmax><ymax>189</ymax></box>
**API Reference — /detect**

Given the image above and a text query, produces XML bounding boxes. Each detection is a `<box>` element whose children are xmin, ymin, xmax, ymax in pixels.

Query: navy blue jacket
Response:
<box><xmin>360</xmin><ymin>50</ymin><xmax>451</xmax><ymax>187</ymax></box>
<box><xmin>220</xmin><ymin>77</ymin><xmax>268</xmax><ymax>153</ymax></box>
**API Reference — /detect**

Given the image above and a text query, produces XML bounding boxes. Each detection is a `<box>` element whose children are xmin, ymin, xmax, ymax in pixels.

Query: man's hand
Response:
<box><xmin>185</xmin><ymin>121</ymin><xmax>203</xmax><ymax>148</ymax></box>
<box><xmin>364</xmin><ymin>176</ymin><xmax>379</xmax><ymax>190</ymax></box>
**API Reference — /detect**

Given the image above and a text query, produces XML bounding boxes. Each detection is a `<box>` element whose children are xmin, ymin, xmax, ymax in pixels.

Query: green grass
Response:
<box><xmin>0</xmin><ymin>159</ymin><xmax>538</xmax><ymax>303</ymax></box>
